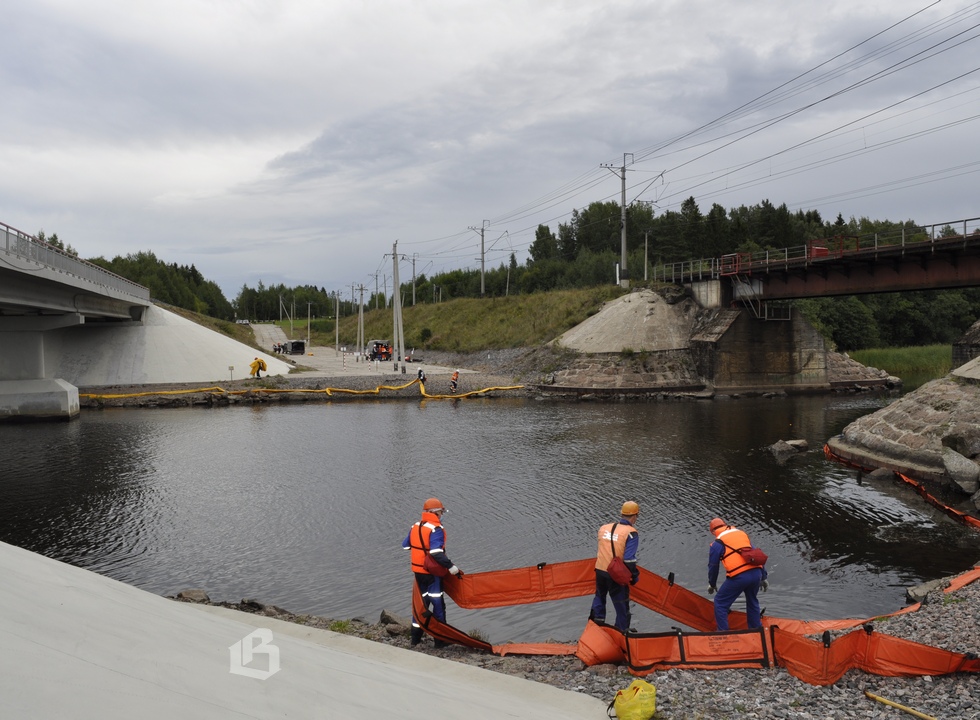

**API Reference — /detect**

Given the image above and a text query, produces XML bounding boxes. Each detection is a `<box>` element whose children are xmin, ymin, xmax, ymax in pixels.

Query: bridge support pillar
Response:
<box><xmin>687</xmin><ymin>280</ymin><xmax>729</xmax><ymax>308</ymax></box>
<box><xmin>0</xmin><ymin>320</ymin><xmax>83</xmax><ymax>422</ymax></box>
<box><xmin>0</xmin><ymin>379</ymin><xmax>79</xmax><ymax>422</ymax></box>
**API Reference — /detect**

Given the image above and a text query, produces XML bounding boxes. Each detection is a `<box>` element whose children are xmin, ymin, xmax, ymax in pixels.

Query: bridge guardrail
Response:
<box><xmin>1</xmin><ymin>221</ymin><xmax>150</xmax><ymax>301</ymax></box>
<box><xmin>653</xmin><ymin>216</ymin><xmax>980</xmax><ymax>283</ymax></box>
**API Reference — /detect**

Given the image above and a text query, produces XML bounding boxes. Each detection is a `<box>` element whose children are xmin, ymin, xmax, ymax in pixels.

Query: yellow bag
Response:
<box><xmin>609</xmin><ymin>679</ymin><xmax>657</xmax><ymax>720</ymax></box>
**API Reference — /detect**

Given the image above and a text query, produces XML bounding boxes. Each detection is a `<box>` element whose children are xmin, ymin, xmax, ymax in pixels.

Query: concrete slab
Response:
<box><xmin>0</xmin><ymin>541</ymin><xmax>605</xmax><ymax>719</ymax></box>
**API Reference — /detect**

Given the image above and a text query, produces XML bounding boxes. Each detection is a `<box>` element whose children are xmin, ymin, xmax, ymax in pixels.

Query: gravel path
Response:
<box><xmin>180</xmin><ymin>569</ymin><xmax>980</xmax><ymax>720</ymax></box>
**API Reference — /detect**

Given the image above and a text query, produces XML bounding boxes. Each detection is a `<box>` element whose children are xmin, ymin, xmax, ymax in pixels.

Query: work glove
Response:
<box><xmin>761</xmin><ymin>579</ymin><xmax>769</xmax><ymax>592</ymax></box>
<box><xmin>708</xmin><ymin>585</ymin><xmax>717</xmax><ymax>595</ymax></box>
<box><xmin>449</xmin><ymin>565</ymin><xmax>461</xmax><ymax>576</ymax></box>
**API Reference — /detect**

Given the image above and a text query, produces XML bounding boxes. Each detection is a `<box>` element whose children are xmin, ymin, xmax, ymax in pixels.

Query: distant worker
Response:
<box><xmin>590</xmin><ymin>500</ymin><xmax>640</xmax><ymax>632</ymax></box>
<box><xmin>417</xmin><ymin>366</ymin><xmax>426</xmax><ymax>384</ymax></box>
<box><xmin>249</xmin><ymin>357</ymin><xmax>267</xmax><ymax>378</ymax></box>
<box><xmin>449</xmin><ymin>370</ymin><xmax>459</xmax><ymax>394</ymax></box>
<box><xmin>707</xmin><ymin>517</ymin><xmax>768</xmax><ymax>631</ymax></box>
<box><xmin>402</xmin><ymin>497</ymin><xmax>463</xmax><ymax>648</ymax></box>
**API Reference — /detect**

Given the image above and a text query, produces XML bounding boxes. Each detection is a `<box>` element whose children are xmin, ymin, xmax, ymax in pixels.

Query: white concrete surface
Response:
<box><xmin>0</xmin><ymin>541</ymin><xmax>605</xmax><ymax>719</ymax></box>
<box><xmin>43</xmin><ymin>305</ymin><xmax>292</xmax><ymax>386</ymax></box>
<box><xmin>0</xmin><ymin>378</ymin><xmax>79</xmax><ymax>419</ymax></box>
<box><xmin>952</xmin><ymin>354</ymin><xmax>980</xmax><ymax>381</ymax></box>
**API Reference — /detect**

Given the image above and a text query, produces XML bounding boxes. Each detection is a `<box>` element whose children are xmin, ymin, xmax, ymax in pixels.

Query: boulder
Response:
<box><xmin>176</xmin><ymin>588</ymin><xmax>210</xmax><ymax>603</ymax></box>
<box><xmin>866</xmin><ymin>468</ymin><xmax>896</xmax><ymax>482</ymax></box>
<box><xmin>784</xmin><ymin>439</ymin><xmax>809</xmax><ymax>452</ymax></box>
<box><xmin>379</xmin><ymin>609</ymin><xmax>411</xmax><ymax>627</ymax></box>
<box><xmin>906</xmin><ymin>578</ymin><xmax>947</xmax><ymax>604</ymax></box>
<box><xmin>941</xmin><ymin>446</ymin><xmax>980</xmax><ymax>495</ymax></box>
<box><xmin>943</xmin><ymin>425</ymin><xmax>980</xmax><ymax>459</ymax></box>
<box><xmin>768</xmin><ymin>440</ymin><xmax>800</xmax><ymax>464</ymax></box>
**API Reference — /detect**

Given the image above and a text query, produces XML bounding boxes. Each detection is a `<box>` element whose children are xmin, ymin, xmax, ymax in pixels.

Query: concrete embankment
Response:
<box><xmin>0</xmin><ymin>540</ymin><xmax>605</xmax><ymax>718</ymax></box>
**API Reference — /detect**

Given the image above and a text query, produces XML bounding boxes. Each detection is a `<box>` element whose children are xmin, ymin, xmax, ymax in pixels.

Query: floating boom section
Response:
<box><xmin>411</xmin><ymin>562</ymin><xmax>980</xmax><ymax>686</ymax></box>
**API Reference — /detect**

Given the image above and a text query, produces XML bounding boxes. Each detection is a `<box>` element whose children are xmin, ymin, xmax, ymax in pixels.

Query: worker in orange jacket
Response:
<box><xmin>708</xmin><ymin>517</ymin><xmax>768</xmax><ymax>630</ymax></box>
<box><xmin>590</xmin><ymin>501</ymin><xmax>640</xmax><ymax>632</ymax></box>
<box><xmin>402</xmin><ymin>497</ymin><xmax>462</xmax><ymax>647</ymax></box>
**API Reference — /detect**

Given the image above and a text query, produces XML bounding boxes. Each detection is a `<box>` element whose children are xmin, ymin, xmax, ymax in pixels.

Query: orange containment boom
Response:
<box><xmin>410</xmin><ymin>560</ymin><xmax>980</xmax><ymax>685</ymax></box>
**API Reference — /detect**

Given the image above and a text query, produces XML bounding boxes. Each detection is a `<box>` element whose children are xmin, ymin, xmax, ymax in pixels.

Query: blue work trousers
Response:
<box><xmin>590</xmin><ymin>570</ymin><xmax>631</xmax><ymax>632</ymax></box>
<box><xmin>714</xmin><ymin>567</ymin><xmax>763</xmax><ymax>631</ymax></box>
<box><xmin>411</xmin><ymin>572</ymin><xmax>446</xmax><ymax>643</ymax></box>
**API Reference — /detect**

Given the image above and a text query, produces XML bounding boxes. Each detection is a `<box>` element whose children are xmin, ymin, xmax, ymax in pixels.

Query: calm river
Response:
<box><xmin>3</xmin><ymin>394</ymin><xmax>980</xmax><ymax>643</ymax></box>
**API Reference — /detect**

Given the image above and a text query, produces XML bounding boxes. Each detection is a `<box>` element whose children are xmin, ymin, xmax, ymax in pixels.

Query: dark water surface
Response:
<box><xmin>2</xmin><ymin>394</ymin><xmax>979</xmax><ymax>643</ymax></box>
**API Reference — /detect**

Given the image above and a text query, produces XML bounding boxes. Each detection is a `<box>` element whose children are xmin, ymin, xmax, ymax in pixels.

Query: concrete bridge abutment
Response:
<box><xmin>0</xmin><ymin>316</ymin><xmax>85</xmax><ymax>422</ymax></box>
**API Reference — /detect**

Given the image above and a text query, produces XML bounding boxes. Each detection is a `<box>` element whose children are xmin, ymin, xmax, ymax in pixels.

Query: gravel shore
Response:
<box><xmin>179</xmin><ymin>569</ymin><xmax>980</xmax><ymax>720</ymax></box>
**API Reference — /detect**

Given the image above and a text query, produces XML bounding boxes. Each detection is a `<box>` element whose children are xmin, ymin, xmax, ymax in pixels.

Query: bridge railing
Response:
<box><xmin>652</xmin><ymin>257</ymin><xmax>721</xmax><ymax>283</ymax></box>
<box><xmin>1</xmin><ymin>221</ymin><xmax>150</xmax><ymax>301</ymax></box>
<box><xmin>653</xmin><ymin>216</ymin><xmax>980</xmax><ymax>282</ymax></box>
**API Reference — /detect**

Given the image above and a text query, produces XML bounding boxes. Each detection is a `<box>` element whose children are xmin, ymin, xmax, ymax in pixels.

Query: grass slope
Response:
<box><xmin>302</xmin><ymin>287</ymin><xmax>627</xmax><ymax>353</ymax></box>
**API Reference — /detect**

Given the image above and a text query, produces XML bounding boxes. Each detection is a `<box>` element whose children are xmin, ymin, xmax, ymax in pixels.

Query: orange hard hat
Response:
<box><xmin>709</xmin><ymin>517</ymin><xmax>727</xmax><ymax>533</ymax></box>
<box><xmin>621</xmin><ymin>501</ymin><xmax>640</xmax><ymax>516</ymax></box>
<box><xmin>423</xmin><ymin>497</ymin><xmax>444</xmax><ymax>512</ymax></box>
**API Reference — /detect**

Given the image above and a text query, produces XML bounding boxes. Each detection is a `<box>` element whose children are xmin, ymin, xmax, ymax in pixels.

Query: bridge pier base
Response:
<box><xmin>0</xmin><ymin>379</ymin><xmax>79</xmax><ymax>422</ymax></box>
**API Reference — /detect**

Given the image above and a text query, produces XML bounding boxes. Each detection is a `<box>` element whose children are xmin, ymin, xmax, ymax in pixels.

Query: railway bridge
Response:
<box><xmin>655</xmin><ymin>217</ymin><xmax>980</xmax><ymax>315</ymax></box>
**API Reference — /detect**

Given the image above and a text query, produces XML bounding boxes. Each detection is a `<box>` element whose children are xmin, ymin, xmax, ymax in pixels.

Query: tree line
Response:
<box><xmin>42</xmin><ymin>194</ymin><xmax>980</xmax><ymax>352</ymax></box>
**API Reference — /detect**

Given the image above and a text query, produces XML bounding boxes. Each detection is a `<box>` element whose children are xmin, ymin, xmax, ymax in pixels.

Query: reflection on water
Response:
<box><xmin>1</xmin><ymin>394</ymin><xmax>979</xmax><ymax>642</ymax></box>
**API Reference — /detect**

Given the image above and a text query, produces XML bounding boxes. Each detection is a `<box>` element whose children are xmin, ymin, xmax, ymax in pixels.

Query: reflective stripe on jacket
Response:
<box><xmin>403</xmin><ymin>510</ymin><xmax>445</xmax><ymax>574</ymax></box>
<box><xmin>717</xmin><ymin>527</ymin><xmax>753</xmax><ymax>578</ymax></box>
<box><xmin>595</xmin><ymin>521</ymin><xmax>637</xmax><ymax>572</ymax></box>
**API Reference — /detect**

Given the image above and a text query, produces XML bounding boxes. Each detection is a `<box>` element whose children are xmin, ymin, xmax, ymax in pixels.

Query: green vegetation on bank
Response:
<box><xmin>850</xmin><ymin>345</ymin><xmax>953</xmax><ymax>388</ymax></box>
<box><xmin>274</xmin><ymin>286</ymin><xmax>626</xmax><ymax>353</ymax></box>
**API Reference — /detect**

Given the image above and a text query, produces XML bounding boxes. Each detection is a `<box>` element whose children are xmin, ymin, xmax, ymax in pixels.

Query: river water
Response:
<box><xmin>3</xmin><ymin>393</ymin><xmax>979</xmax><ymax>643</ymax></box>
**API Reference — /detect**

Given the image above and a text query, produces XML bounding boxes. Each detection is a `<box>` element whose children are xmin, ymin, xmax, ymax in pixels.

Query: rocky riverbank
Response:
<box><xmin>174</xmin><ymin>570</ymin><xmax>980</xmax><ymax>719</ymax></box>
<box><xmin>828</xmin><ymin>372</ymin><xmax>980</xmax><ymax>515</ymax></box>
<box><xmin>76</xmin><ymin>345</ymin><xmax>896</xmax><ymax>409</ymax></box>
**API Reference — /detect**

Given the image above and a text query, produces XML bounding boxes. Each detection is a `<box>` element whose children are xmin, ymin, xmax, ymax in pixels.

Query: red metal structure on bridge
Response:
<box><xmin>657</xmin><ymin>217</ymin><xmax>980</xmax><ymax>306</ymax></box>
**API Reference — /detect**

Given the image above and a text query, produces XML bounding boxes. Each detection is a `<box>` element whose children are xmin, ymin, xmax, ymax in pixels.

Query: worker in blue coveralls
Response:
<box><xmin>707</xmin><ymin>517</ymin><xmax>769</xmax><ymax>631</ymax></box>
<box><xmin>403</xmin><ymin>497</ymin><xmax>462</xmax><ymax>648</ymax></box>
<box><xmin>590</xmin><ymin>500</ymin><xmax>640</xmax><ymax>632</ymax></box>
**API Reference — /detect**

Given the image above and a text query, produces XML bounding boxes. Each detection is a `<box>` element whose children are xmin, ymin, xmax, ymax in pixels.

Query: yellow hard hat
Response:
<box><xmin>621</xmin><ymin>501</ymin><xmax>640</xmax><ymax>516</ymax></box>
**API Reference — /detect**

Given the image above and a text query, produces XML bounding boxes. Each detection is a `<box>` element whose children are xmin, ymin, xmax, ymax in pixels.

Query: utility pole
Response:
<box><xmin>469</xmin><ymin>220</ymin><xmax>489</xmax><ymax>297</ymax></box>
<box><xmin>335</xmin><ymin>291</ymin><xmax>339</xmax><ymax>352</ymax></box>
<box><xmin>602</xmin><ymin>153</ymin><xmax>633</xmax><ymax>288</ymax></box>
<box><xmin>357</xmin><ymin>285</ymin><xmax>365</xmax><ymax>357</ymax></box>
<box><xmin>644</xmin><ymin>230</ymin><xmax>649</xmax><ymax>281</ymax></box>
<box><xmin>306</xmin><ymin>301</ymin><xmax>312</xmax><ymax>350</ymax></box>
<box><xmin>411</xmin><ymin>253</ymin><xmax>417</xmax><ymax>306</ymax></box>
<box><xmin>373</xmin><ymin>274</ymin><xmax>380</xmax><ymax>309</ymax></box>
<box><xmin>391</xmin><ymin>242</ymin><xmax>407</xmax><ymax>374</ymax></box>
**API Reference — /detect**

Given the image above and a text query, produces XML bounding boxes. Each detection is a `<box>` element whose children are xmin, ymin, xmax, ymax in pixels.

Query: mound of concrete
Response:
<box><xmin>555</xmin><ymin>289</ymin><xmax>699</xmax><ymax>353</ymax></box>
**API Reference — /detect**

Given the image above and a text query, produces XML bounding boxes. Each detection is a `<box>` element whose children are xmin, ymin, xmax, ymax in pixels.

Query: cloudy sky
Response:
<box><xmin>2</xmin><ymin>1</ymin><xmax>979</xmax><ymax>302</ymax></box>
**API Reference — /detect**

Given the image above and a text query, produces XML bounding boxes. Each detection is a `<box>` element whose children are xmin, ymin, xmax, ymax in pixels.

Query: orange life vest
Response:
<box><xmin>595</xmin><ymin>522</ymin><xmax>635</xmax><ymax>572</ymax></box>
<box><xmin>408</xmin><ymin>511</ymin><xmax>445</xmax><ymax>574</ymax></box>
<box><xmin>717</xmin><ymin>527</ymin><xmax>754</xmax><ymax>578</ymax></box>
